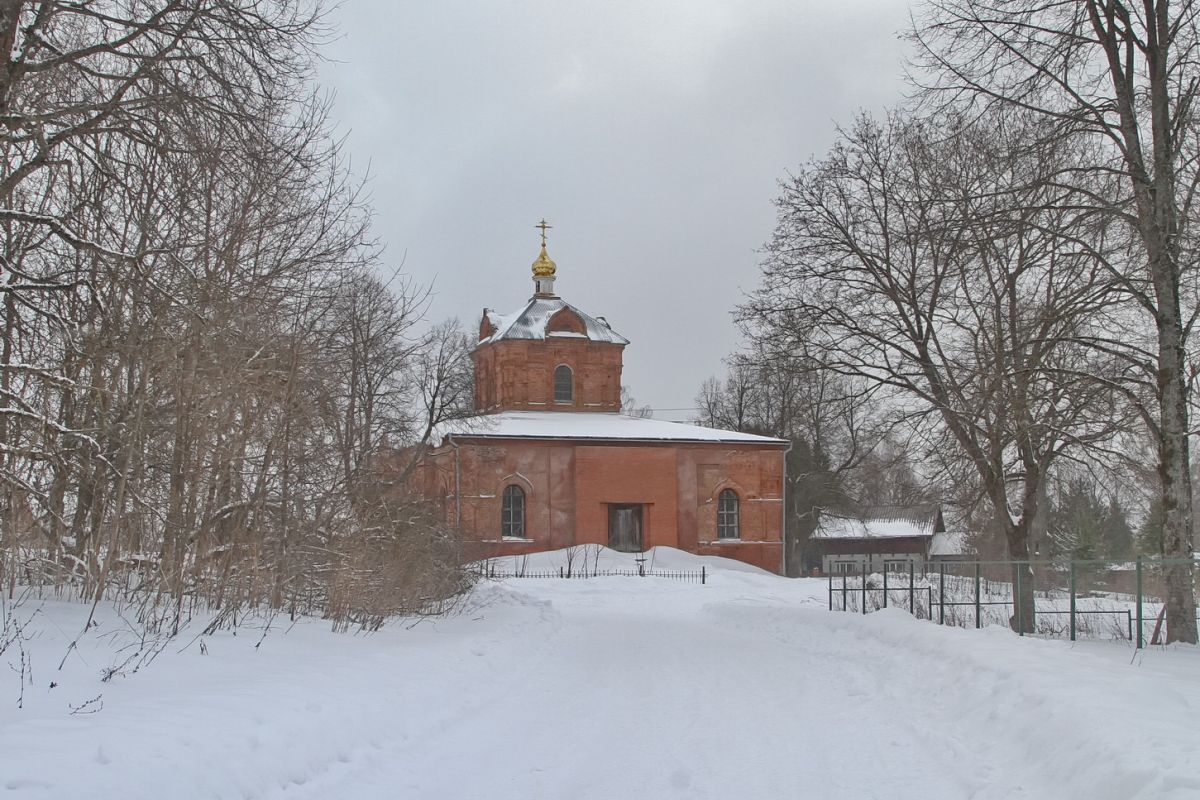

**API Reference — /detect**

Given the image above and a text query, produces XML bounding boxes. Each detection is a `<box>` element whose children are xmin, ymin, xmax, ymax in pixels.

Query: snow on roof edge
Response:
<box><xmin>436</xmin><ymin>411</ymin><xmax>788</xmax><ymax>446</ymax></box>
<box><xmin>812</xmin><ymin>510</ymin><xmax>940</xmax><ymax>541</ymax></box>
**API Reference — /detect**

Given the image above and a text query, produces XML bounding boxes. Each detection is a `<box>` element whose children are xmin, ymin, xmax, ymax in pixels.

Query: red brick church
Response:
<box><xmin>416</xmin><ymin>224</ymin><xmax>787</xmax><ymax>572</ymax></box>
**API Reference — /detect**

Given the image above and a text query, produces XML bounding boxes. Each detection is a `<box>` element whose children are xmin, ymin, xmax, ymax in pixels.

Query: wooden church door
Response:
<box><xmin>608</xmin><ymin>504</ymin><xmax>643</xmax><ymax>552</ymax></box>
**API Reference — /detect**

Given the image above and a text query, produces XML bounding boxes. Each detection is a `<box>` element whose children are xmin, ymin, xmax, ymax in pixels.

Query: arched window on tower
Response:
<box><xmin>717</xmin><ymin>489</ymin><xmax>740</xmax><ymax>540</ymax></box>
<box><xmin>502</xmin><ymin>485</ymin><xmax>526</xmax><ymax>539</ymax></box>
<box><xmin>554</xmin><ymin>365</ymin><xmax>573</xmax><ymax>403</ymax></box>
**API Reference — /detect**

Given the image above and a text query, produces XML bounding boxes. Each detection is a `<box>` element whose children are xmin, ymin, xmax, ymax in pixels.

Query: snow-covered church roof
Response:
<box><xmin>437</xmin><ymin>411</ymin><xmax>788</xmax><ymax>445</ymax></box>
<box><xmin>480</xmin><ymin>297</ymin><xmax>629</xmax><ymax>346</ymax></box>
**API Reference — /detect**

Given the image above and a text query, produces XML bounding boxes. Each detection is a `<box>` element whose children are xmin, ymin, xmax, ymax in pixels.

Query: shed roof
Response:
<box><xmin>812</xmin><ymin>505</ymin><xmax>944</xmax><ymax>540</ymax></box>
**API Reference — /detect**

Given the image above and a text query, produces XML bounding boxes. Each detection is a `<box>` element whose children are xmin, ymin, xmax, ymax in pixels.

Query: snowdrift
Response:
<box><xmin>476</xmin><ymin>543</ymin><xmax>775</xmax><ymax>575</ymax></box>
<box><xmin>1</xmin><ymin>552</ymin><xmax>1197</xmax><ymax>799</ymax></box>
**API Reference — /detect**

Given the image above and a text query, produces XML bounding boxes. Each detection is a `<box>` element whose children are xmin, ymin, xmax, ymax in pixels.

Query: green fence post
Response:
<box><xmin>1135</xmin><ymin>556</ymin><xmax>1143</xmax><ymax>649</ymax></box>
<box><xmin>939</xmin><ymin>564</ymin><xmax>946</xmax><ymax>625</ymax></box>
<box><xmin>974</xmin><ymin>561</ymin><xmax>982</xmax><ymax>629</ymax></box>
<box><xmin>883</xmin><ymin>567</ymin><xmax>889</xmax><ymax>609</ymax></box>
<box><xmin>861</xmin><ymin>567</ymin><xmax>867</xmax><ymax>615</ymax></box>
<box><xmin>1069</xmin><ymin>560</ymin><xmax>1076</xmax><ymax>642</ymax></box>
<box><xmin>1016</xmin><ymin>563</ymin><xmax>1024</xmax><ymax>636</ymax></box>
<box><xmin>909</xmin><ymin>561</ymin><xmax>916</xmax><ymax>616</ymax></box>
<box><xmin>828</xmin><ymin>573</ymin><xmax>833</xmax><ymax>611</ymax></box>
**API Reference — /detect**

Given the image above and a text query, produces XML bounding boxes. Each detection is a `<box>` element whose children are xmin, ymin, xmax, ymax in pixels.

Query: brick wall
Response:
<box><xmin>574</xmin><ymin>446</ymin><xmax>679</xmax><ymax>547</ymax></box>
<box><xmin>428</xmin><ymin>438</ymin><xmax>785</xmax><ymax>573</ymax></box>
<box><xmin>471</xmin><ymin>338</ymin><xmax>624</xmax><ymax>412</ymax></box>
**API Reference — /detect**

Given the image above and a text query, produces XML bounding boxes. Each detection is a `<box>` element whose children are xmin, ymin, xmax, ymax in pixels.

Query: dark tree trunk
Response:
<box><xmin>1002</xmin><ymin>512</ymin><xmax>1037</xmax><ymax>634</ymax></box>
<box><xmin>1155</xmin><ymin>297</ymin><xmax>1197</xmax><ymax>643</ymax></box>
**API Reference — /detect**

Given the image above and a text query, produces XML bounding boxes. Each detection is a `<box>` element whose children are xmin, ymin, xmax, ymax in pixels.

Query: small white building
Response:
<box><xmin>811</xmin><ymin>505</ymin><xmax>946</xmax><ymax>574</ymax></box>
<box><xmin>929</xmin><ymin>528</ymin><xmax>970</xmax><ymax>563</ymax></box>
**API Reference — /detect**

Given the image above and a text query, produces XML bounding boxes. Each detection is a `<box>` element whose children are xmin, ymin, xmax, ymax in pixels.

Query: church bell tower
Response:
<box><xmin>471</xmin><ymin>219</ymin><xmax>629</xmax><ymax>413</ymax></box>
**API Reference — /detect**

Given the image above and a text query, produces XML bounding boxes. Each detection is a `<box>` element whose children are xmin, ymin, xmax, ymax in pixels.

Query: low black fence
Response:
<box><xmin>827</xmin><ymin>557</ymin><xmax>1198</xmax><ymax>647</ymax></box>
<box><xmin>475</xmin><ymin>563</ymin><xmax>707</xmax><ymax>583</ymax></box>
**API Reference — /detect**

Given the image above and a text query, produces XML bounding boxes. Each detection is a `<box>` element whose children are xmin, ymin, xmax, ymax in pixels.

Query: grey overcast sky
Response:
<box><xmin>319</xmin><ymin>1</ymin><xmax>912</xmax><ymax>419</ymax></box>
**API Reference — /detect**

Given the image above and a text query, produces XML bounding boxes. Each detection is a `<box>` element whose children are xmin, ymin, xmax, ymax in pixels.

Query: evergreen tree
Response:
<box><xmin>786</xmin><ymin>436</ymin><xmax>842</xmax><ymax>574</ymax></box>
<box><xmin>1099</xmin><ymin>497</ymin><xmax>1135</xmax><ymax>560</ymax></box>
<box><xmin>1049</xmin><ymin>479</ymin><xmax>1107</xmax><ymax>560</ymax></box>
<box><xmin>1137</xmin><ymin>499</ymin><xmax>1167</xmax><ymax>557</ymax></box>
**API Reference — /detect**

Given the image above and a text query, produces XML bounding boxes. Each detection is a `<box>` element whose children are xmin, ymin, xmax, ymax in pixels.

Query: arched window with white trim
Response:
<box><xmin>554</xmin><ymin>364</ymin><xmax>573</xmax><ymax>403</ymax></box>
<box><xmin>502</xmin><ymin>485</ymin><xmax>526</xmax><ymax>539</ymax></box>
<box><xmin>717</xmin><ymin>489</ymin><xmax>740</xmax><ymax>540</ymax></box>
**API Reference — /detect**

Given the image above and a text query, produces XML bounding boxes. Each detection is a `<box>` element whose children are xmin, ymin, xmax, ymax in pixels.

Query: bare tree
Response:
<box><xmin>750</xmin><ymin>112</ymin><xmax>1125</xmax><ymax>629</ymax></box>
<box><xmin>696</xmin><ymin>344</ymin><xmax>882</xmax><ymax>576</ymax></box>
<box><xmin>413</xmin><ymin>320</ymin><xmax>476</xmax><ymax>445</ymax></box>
<box><xmin>910</xmin><ymin>0</ymin><xmax>1199</xmax><ymax>644</ymax></box>
<box><xmin>328</xmin><ymin>270</ymin><xmax>426</xmax><ymax>489</ymax></box>
<box><xmin>619</xmin><ymin>385</ymin><xmax>654</xmax><ymax>418</ymax></box>
<box><xmin>0</xmin><ymin>2</ymin><xmax>473</xmax><ymax>630</ymax></box>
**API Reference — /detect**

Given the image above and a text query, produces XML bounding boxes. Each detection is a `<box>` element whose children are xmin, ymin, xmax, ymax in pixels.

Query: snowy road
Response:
<box><xmin>3</xmin><ymin>549</ymin><xmax>1198</xmax><ymax>799</ymax></box>
<box><xmin>275</xmin><ymin>584</ymin><xmax>980</xmax><ymax>800</ymax></box>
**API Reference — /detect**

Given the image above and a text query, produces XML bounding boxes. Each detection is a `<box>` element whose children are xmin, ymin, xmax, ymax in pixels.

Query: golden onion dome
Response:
<box><xmin>531</xmin><ymin>243</ymin><xmax>557</xmax><ymax>277</ymax></box>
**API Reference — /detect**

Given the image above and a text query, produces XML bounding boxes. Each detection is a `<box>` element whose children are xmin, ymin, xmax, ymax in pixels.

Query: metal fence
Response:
<box><xmin>827</xmin><ymin>557</ymin><xmax>1200</xmax><ymax>647</ymax></box>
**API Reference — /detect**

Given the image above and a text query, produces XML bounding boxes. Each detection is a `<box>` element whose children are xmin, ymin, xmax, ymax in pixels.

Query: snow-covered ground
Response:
<box><xmin>2</xmin><ymin>547</ymin><xmax>1198</xmax><ymax>799</ymax></box>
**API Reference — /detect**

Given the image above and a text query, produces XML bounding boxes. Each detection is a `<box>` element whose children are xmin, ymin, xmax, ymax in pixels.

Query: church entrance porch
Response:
<box><xmin>607</xmin><ymin>504</ymin><xmax>644</xmax><ymax>552</ymax></box>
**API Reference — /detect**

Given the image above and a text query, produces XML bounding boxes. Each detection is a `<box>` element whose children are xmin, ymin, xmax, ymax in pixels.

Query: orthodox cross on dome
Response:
<box><xmin>531</xmin><ymin>217</ymin><xmax>558</xmax><ymax>297</ymax></box>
